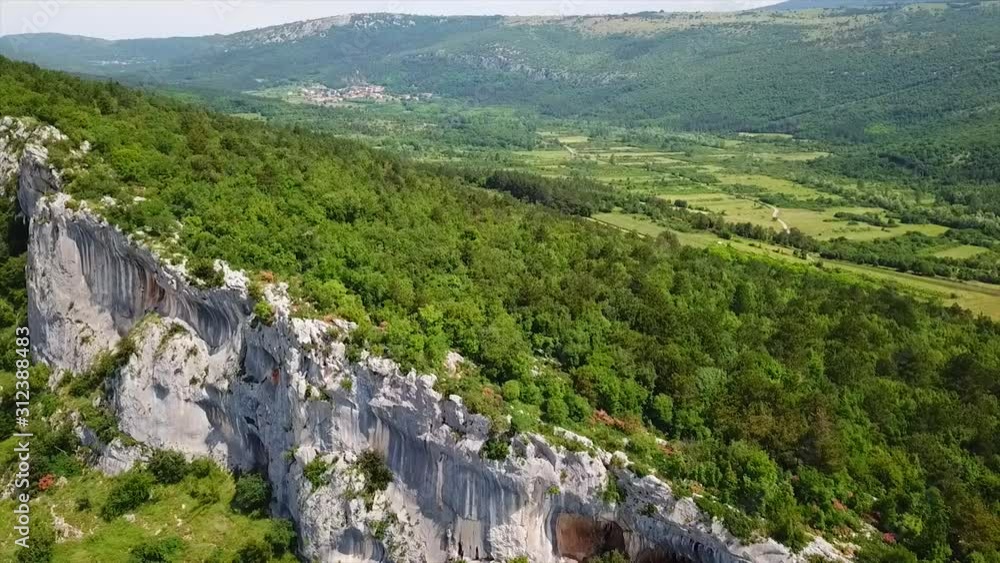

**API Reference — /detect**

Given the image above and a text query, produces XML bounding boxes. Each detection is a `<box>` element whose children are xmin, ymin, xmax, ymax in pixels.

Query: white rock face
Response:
<box><xmin>7</xmin><ymin>118</ymin><xmax>846</xmax><ymax>563</ymax></box>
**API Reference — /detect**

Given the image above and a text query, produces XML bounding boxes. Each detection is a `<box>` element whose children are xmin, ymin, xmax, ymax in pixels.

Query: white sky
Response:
<box><xmin>0</xmin><ymin>1</ymin><xmax>778</xmax><ymax>40</ymax></box>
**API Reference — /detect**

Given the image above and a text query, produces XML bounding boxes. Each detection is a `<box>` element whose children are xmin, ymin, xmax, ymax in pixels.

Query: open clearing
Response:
<box><xmin>0</xmin><ymin>466</ymin><xmax>295</xmax><ymax>562</ymax></box>
<box><xmin>716</xmin><ymin>173</ymin><xmax>832</xmax><ymax>198</ymax></box>
<box><xmin>931</xmin><ymin>244</ymin><xmax>991</xmax><ymax>260</ymax></box>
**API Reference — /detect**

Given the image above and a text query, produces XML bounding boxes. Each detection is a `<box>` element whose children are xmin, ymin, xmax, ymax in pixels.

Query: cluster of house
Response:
<box><xmin>296</xmin><ymin>83</ymin><xmax>432</xmax><ymax>105</ymax></box>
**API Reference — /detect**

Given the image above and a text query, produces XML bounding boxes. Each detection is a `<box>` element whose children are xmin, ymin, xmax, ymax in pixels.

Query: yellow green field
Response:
<box><xmin>716</xmin><ymin>174</ymin><xmax>831</xmax><ymax>198</ymax></box>
<box><xmin>737</xmin><ymin>132</ymin><xmax>794</xmax><ymax>140</ymax></box>
<box><xmin>931</xmin><ymin>244</ymin><xmax>991</xmax><ymax>260</ymax></box>
<box><xmin>656</xmin><ymin>190</ymin><xmax>948</xmax><ymax>242</ymax></box>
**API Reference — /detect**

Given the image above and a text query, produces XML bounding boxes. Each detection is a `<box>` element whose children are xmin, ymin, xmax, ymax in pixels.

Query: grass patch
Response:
<box><xmin>930</xmin><ymin>244</ymin><xmax>990</xmax><ymax>260</ymax></box>
<box><xmin>0</xmin><ymin>466</ymin><xmax>296</xmax><ymax>562</ymax></box>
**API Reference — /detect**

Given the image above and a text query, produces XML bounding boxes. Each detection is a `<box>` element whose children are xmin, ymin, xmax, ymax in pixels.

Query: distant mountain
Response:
<box><xmin>2</xmin><ymin>5</ymin><xmax>997</xmax><ymax>141</ymax></box>
<box><xmin>763</xmin><ymin>0</ymin><xmax>931</xmax><ymax>9</ymax></box>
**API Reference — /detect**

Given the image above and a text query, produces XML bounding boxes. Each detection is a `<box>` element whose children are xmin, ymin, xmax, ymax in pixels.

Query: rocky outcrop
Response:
<box><xmin>4</xmin><ymin>117</ymin><xmax>847</xmax><ymax>563</ymax></box>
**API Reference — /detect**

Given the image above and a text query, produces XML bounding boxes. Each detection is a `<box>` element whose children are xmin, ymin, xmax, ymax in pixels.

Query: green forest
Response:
<box><xmin>1</xmin><ymin>56</ymin><xmax>999</xmax><ymax>561</ymax></box>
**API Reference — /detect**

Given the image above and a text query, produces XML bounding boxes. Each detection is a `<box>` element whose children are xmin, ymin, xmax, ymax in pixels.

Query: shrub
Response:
<box><xmin>101</xmin><ymin>470</ymin><xmax>153</xmax><ymax>521</ymax></box>
<box><xmin>303</xmin><ymin>458</ymin><xmax>330</xmax><ymax>489</ymax></box>
<box><xmin>231</xmin><ymin>473</ymin><xmax>271</xmax><ymax>517</ymax></box>
<box><xmin>247</xmin><ymin>280</ymin><xmax>265</xmax><ymax>302</ymax></box>
<box><xmin>264</xmin><ymin>519</ymin><xmax>297</xmax><ymax>556</ymax></box>
<box><xmin>253</xmin><ymin>300</ymin><xmax>275</xmax><ymax>326</ymax></box>
<box><xmin>695</xmin><ymin>496</ymin><xmax>760</xmax><ymax>542</ymax></box>
<box><xmin>128</xmin><ymin>536</ymin><xmax>184</xmax><ymax>562</ymax></box>
<box><xmin>650</xmin><ymin>393</ymin><xmax>674</xmax><ymax>431</ymax></box>
<box><xmin>500</xmin><ymin>380</ymin><xmax>521</xmax><ymax>401</ymax></box>
<box><xmin>148</xmin><ymin>449</ymin><xmax>189</xmax><ymax>484</ymax></box>
<box><xmin>188</xmin><ymin>457</ymin><xmax>217</xmax><ymax>479</ymax></box>
<box><xmin>188</xmin><ymin>257</ymin><xmax>223</xmax><ymax>288</ymax></box>
<box><xmin>510</xmin><ymin>410</ymin><xmax>537</xmax><ymax>434</ymax></box>
<box><xmin>231</xmin><ymin>541</ymin><xmax>270</xmax><ymax>563</ymax></box>
<box><xmin>601</xmin><ymin>472</ymin><xmax>624</xmax><ymax>505</ymax></box>
<box><xmin>67</xmin><ymin>337</ymin><xmax>135</xmax><ymax>396</ymax></box>
<box><xmin>188</xmin><ymin>478</ymin><xmax>221</xmax><ymax>507</ymax></box>
<box><xmin>16</xmin><ymin>514</ymin><xmax>54</xmax><ymax>563</ymax></box>
<box><xmin>79</xmin><ymin>403</ymin><xmax>120</xmax><ymax>444</ymax></box>
<box><xmin>480</xmin><ymin>433</ymin><xmax>510</xmax><ymax>461</ymax></box>
<box><xmin>353</xmin><ymin>450</ymin><xmax>393</xmax><ymax>508</ymax></box>
<box><xmin>29</xmin><ymin>426</ymin><xmax>83</xmax><ymax>484</ymax></box>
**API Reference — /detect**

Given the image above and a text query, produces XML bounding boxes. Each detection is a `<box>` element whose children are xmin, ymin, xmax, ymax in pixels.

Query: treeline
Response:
<box><xmin>815</xmin><ymin>138</ymin><xmax>1000</xmax><ymax>218</ymax></box>
<box><xmin>1</xmin><ymin>57</ymin><xmax>998</xmax><ymax>561</ymax></box>
<box><xmin>790</xmin><ymin>173</ymin><xmax>1000</xmax><ymax>239</ymax></box>
<box><xmin>832</xmin><ymin>210</ymin><xmax>897</xmax><ymax>228</ymax></box>
<box><xmin>424</xmin><ymin>165</ymin><xmax>624</xmax><ymax>217</ymax></box>
<box><xmin>482</xmin><ymin>170</ymin><xmax>617</xmax><ymax>216</ymax></box>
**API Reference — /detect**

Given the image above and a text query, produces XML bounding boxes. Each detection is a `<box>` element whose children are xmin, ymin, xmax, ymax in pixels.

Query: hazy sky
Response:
<box><xmin>0</xmin><ymin>1</ymin><xmax>777</xmax><ymax>40</ymax></box>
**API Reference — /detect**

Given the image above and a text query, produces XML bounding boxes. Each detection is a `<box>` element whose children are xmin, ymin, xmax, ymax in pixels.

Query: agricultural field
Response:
<box><xmin>506</xmin><ymin>129</ymin><xmax>932</xmax><ymax>238</ymax></box>
<box><xmin>522</xmin><ymin>131</ymin><xmax>999</xmax><ymax>318</ymax></box>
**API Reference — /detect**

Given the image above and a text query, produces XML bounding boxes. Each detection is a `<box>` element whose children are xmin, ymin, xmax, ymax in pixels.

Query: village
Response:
<box><xmin>295</xmin><ymin>82</ymin><xmax>433</xmax><ymax>106</ymax></box>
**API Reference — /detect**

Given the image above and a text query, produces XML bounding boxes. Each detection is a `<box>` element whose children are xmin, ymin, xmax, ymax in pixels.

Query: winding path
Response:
<box><xmin>765</xmin><ymin>203</ymin><xmax>791</xmax><ymax>234</ymax></box>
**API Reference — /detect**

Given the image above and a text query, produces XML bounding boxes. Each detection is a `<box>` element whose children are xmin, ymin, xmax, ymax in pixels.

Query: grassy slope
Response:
<box><xmin>0</xmin><ymin>468</ymin><xmax>295</xmax><ymax>562</ymax></box>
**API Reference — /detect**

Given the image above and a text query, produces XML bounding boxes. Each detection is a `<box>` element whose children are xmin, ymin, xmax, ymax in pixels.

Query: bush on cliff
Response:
<box><xmin>67</xmin><ymin>335</ymin><xmax>136</xmax><ymax>396</ymax></box>
<box><xmin>148</xmin><ymin>449</ymin><xmax>190</xmax><ymax>485</ymax></box>
<box><xmin>302</xmin><ymin>458</ymin><xmax>330</xmax><ymax>490</ymax></box>
<box><xmin>352</xmin><ymin>450</ymin><xmax>393</xmax><ymax>509</ymax></box>
<box><xmin>100</xmin><ymin>469</ymin><xmax>154</xmax><ymax>521</ymax></box>
<box><xmin>231</xmin><ymin>473</ymin><xmax>271</xmax><ymax>517</ymax></box>
<box><xmin>264</xmin><ymin>519</ymin><xmax>297</xmax><ymax>557</ymax></box>
<box><xmin>253</xmin><ymin>301</ymin><xmax>275</xmax><ymax>327</ymax></box>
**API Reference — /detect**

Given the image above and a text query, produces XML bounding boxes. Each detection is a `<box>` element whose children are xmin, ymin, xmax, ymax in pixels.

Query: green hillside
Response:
<box><xmin>763</xmin><ymin>0</ymin><xmax>930</xmax><ymax>10</ymax></box>
<box><xmin>2</xmin><ymin>4</ymin><xmax>999</xmax><ymax>143</ymax></box>
<box><xmin>1</xmin><ymin>56</ymin><xmax>999</xmax><ymax>561</ymax></box>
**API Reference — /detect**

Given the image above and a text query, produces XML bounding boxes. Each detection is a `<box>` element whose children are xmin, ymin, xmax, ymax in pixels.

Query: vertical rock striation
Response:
<box><xmin>3</xmin><ymin>117</ymin><xmax>847</xmax><ymax>563</ymax></box>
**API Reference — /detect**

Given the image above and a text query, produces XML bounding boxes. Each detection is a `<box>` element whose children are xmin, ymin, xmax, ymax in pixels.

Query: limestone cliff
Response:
<box><xmin>1</xmin><ymin>117</ymin><xmax>846</xmax><ymax>563</ymax></box>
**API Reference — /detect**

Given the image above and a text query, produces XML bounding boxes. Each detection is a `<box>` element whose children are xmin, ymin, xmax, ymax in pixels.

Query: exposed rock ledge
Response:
<box><xmin>2</xmin><ymin>117</ymin><xmax>846</xmax><ymax>563</ymax></box>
